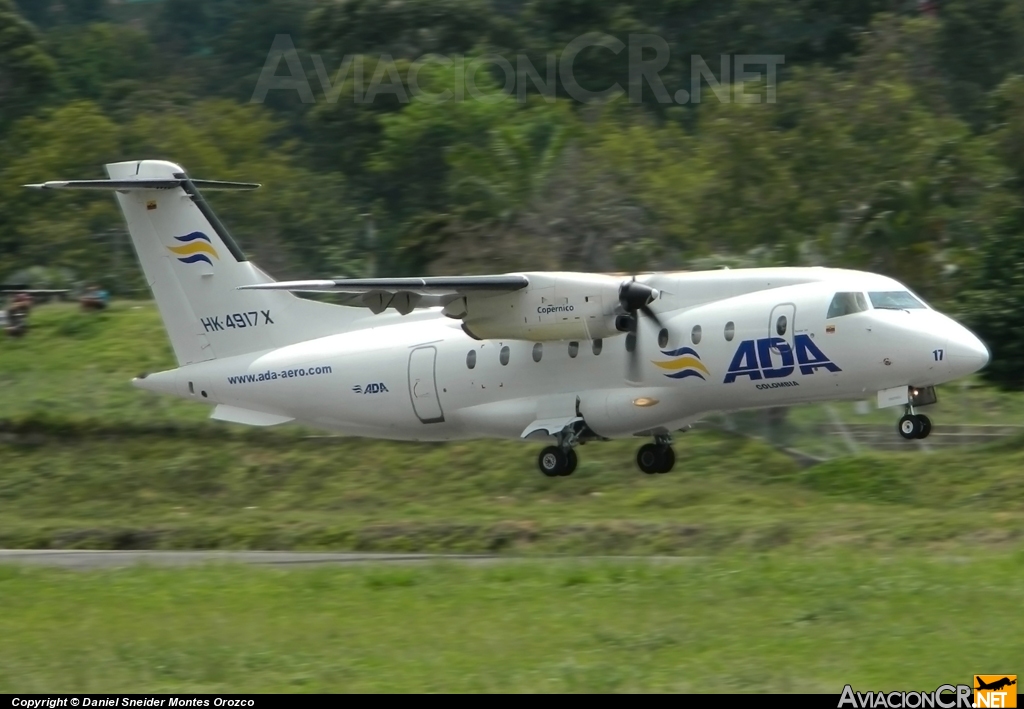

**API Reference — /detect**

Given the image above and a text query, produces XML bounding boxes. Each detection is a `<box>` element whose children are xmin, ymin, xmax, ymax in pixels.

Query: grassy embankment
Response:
<box><xmin>1</xmin><ymin>555</ymin><xmax>1022</xmax><ymax>693</ymax></box>
<box><xmin>1</xmin><ymin>302</ymin><xmax>1022</xmax><ymax>553</ymax></box>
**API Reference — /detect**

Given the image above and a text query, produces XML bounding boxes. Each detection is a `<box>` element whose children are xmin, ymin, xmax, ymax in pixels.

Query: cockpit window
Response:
<box><xmin>868</xmin><ymin>291</ymin><xmax>926</xmax><ymax>310</ymax></box>
<box><xmin>827</xmin><ymin>292</ymin><xmax>869</xmax><ymax>318</ymax></box>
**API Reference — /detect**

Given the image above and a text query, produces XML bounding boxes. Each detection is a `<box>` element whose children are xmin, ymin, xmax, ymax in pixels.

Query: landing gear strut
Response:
<box><xmin>636</xmin><ymin>436</ymin><xmax>675</xmax><ymax>474</ymax></box>
<box><xmin>897</xmin><ymin>404</ymin><xmax>932</xmax><ymax>440</ymax></box>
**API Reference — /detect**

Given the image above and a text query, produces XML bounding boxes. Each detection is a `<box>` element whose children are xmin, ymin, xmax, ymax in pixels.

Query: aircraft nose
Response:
<box><xmin>945</xmin><ymin>327</ymin><xmax>990</xmax><ymax>376</ymax></box>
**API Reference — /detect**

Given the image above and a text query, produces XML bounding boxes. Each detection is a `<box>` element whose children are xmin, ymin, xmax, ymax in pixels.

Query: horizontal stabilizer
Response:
<box><xmin>25</xmin><ymin>179</ymin><xmax>261</xmax><ymax>191</ymax></box>
<box><xmin>211</xmin><ymin>405</ymin><xmax>294</xmax><ymax>427</ymax></box>
<box><xmin>238</xmin><ymin>275</ymin><xmax>530</xmax><ymax>295</ymax></box>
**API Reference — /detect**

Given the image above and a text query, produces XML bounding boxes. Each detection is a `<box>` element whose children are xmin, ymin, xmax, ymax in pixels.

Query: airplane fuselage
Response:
<box><xmin>135</xmin><ymin>268</ymin><xmax>989</xmax><ymax>443</ymax></box>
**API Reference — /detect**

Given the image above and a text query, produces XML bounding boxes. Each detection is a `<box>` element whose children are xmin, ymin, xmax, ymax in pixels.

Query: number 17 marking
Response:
<box><xmin>933</xmin><ymin>349</ymin><xmax>944</xmax><ymax>362</ymax></box>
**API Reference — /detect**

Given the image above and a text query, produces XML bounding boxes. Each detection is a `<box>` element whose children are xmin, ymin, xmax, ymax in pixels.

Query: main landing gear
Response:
<box><xmin>636</xmin><ymin>436</ymin><xmax>675</xmax><ymax>475</ymax></box>
<box><xmin>536</xmin><ymin>429</ymin><xmax>677</xmax><ymax>478</ymax></box>
<box><xmin>897</xmin><ymin>405</ymin><xmax>932</xmax><ymax>440</ymax></box>
<box><xmin>538</xmin><ymin>446</ymin><xmax>579</xmax><ymax>477</ymax></box>
<box><xmin>537</xmin><ymin>423</ymin><xmax>585</xmax><ymax>477</ymax></box>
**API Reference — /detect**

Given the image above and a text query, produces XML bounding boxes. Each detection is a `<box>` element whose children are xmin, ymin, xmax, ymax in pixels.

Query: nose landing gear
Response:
<box><xmin>897</xmin><ymin>406</ymin><xmax>932</xmax><ymax>440</ymax></box>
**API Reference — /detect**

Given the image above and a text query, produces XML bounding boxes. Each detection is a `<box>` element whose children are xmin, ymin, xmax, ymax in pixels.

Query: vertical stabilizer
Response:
<box><xmin>30</xmin><ymin>160</ymin><xmax>366</xmax><ymax>365</ymax></box>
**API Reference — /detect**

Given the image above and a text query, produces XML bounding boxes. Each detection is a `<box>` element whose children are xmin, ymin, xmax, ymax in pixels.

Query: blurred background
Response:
<box><xmin>1</xmin><ymin>0</ymin><xmax>1023</xmax><ymax>693</ymax></box>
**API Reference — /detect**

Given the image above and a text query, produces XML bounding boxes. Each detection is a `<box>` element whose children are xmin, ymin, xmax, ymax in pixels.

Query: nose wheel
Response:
<box><xmin>898</xmin><ymin>412</ymin><xmax>932</xmax><ymax>440</ymax></box>
<box><xmin>636</xmin><ymin>442</ymin><xmax>675</xmax><ymax>474</ymax></box>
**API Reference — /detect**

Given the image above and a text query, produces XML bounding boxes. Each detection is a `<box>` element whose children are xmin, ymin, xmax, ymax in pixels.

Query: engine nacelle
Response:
<box><xmin>578</xmin><ymin>387</ymin><xmax>684</xmax><ymax>438</ymax></box>
<box><xmin>445</xmin><ymin>272</ymin><xmax>624</xmax><ymax>342</ymax></box>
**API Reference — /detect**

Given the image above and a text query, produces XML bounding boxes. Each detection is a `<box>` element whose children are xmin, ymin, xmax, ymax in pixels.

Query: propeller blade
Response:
<box><xmin>640</xmin><ymin>304</ymin><xmax>663</xmax><ymax>329</ymax></box>
<box><xmin>618</xmin><ymin>277</ymin><xmax>663</xmax><ymax>383</ymax></box>
<box><xmin>619</xmin><ymin>280</ymin><xmax>659</xmax><ymax>314</ymax></box>
<box><xmin>626</xmin><ymin>315</ymin><xmax>641</xmax><ymax>382</ymax></box>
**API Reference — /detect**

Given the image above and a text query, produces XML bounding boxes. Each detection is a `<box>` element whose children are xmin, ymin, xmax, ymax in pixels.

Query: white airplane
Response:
<box><xmin>28</xmin><ymin>160</ymin><xmax>990</xmax><ymax>476</ymax></box>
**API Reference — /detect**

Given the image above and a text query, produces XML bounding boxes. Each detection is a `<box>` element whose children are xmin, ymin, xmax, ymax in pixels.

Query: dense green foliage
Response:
<box><xmin>2</xmin><ymin>1</ymin><xmax>1024</xmax><ymax>385</ymax></box>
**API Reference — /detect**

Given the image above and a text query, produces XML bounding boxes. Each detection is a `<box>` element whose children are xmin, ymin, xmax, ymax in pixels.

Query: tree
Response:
<box><xmin>45</xmin><ymin>23</ymin><xmax>157</xmax><ymax>106</ymax></box>
<box><xmin>0</xmin><ymin>0</ymin><xmax>56</xmax><ymax>126</ymax></box>
<box><xmin>367</xmin><ymin>64</ymin><xmax>573</xmax><ymax>272</ymax></box>
<box><xmin>960</xmin><ymin>206</ymin><xmax>1024</xmax><ymax>390</ymax></box>
<box><xmin>14</xmin><ymin>0</ymin><xmax>106</xmax><ymax>27</ymax></box>
<box><xmin>939</xmin><ymin>0</ymin><xmax>1024</xmax><ymax>124</ymax></box>
<box><xmin>153</xmin><ymin>0</ymin><xmax>211</xmax><ymax>56</ymax></box>
<box><xmin>0</xmin><ymin>101</ymin><xmax>122</xmax><ymax>283</ymax></box>
<box><xmin>307</xmin><ymin>0</ymin><xmax>502</xmax><ymax>60</ymax></box>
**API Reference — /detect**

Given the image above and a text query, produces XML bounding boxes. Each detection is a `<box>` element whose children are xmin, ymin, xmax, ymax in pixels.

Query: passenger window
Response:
<box><xmin>776</xmin><ymin>315</ymin><xmax>787</xmax><ymax>337</ymax></box>
<box><xmin>625</xmin><ymin>332</ymin><xmax>637</xmax><ymax>352</ymax></box>
<box><xmin>658</xmin><ymin>328</ymin><xmax>669</xmax><ymax>348</ymax></box>
<box><xmin>827</xmin><ymin>292</ymin><xmax>869</xmax><ymax>318</ymax></box>
<box><xmin>532</xmin><ymin>343</ymin><xmax>543</xmax><ymax>362</ymax></box>
<box><xmin>499</xmin><ymin>346</ymin><xmax>510</xmax><ymax>366</ymax></box>
<box><xmin>724</xmin><ymin>321</ymin><xmax>735</xmax><ymax>342</ymax></box>
<box><xmin>691</xmin><ymin>325</ymin><xmax>702</xmax><ymax>345</ymax></box>
<box><xmin>568</xmin><ymin>341</ymin><xmax>579</xmax><ymax>358</ymax></box>
<box><xmin>593</xmin><ymin>339</ymin><xmax>603</xmax><ymax>356</ymax></box>
<box><xmin>466</xmin><ymin>350</ymin><xmax>476</xmax><ymax>369</ymax></box>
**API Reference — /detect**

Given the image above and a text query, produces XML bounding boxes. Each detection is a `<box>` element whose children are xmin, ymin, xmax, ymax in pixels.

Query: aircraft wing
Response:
<box><xmin>239</xmin><ymin>275</ymin><xmax>529</xmax><ymax>294</ymax></box>
<box><xmin>239</xmin><ymin>275</ymin><xmax>530</xmax><ymax>314</ymax></box>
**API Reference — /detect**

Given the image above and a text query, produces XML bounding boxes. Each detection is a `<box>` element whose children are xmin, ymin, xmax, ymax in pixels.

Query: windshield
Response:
<box><xmin>827</xmin><ymin>292</ymin><xmax>869</xmax><ymax>318</ymax></box>
<box><xmin>868</xmin><ymin>291</ymin><xmax>926</xmax><ymax>310</ymax></box>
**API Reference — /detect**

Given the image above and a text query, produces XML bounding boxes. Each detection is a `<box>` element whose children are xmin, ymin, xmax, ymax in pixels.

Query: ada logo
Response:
<box><xmin>168</xmin><ymin>231</ymin><xmax>219</xmax><ymax>266</ymax></box>
<box><xmin>353</xmin><ymin>382</ymin><xmax>389</xmax><ymax>395</ymax></box>
<box><xmin>652</xmin><ymin>347</ymin><xmax>710</xmax><ymax>380</ymax></box>
<box><xmin>724</xmin><ymin>334</ymin><xmax>841</xmax><ymax>384</ymax></box>
<box><xmin>975</xmin><ymin>676</ymin><xmax>1017</xmax><ymax>708</ymax></box>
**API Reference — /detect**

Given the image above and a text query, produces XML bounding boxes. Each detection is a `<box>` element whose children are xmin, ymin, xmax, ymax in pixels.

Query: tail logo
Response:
<box><xmin>168</xmin><ymin>232</ymin><xmax>218</xmax><ymax>266</ymax></box>
<box><xmin>653</xmin><ymin>347</ymin><xmax>710</xmax><ymax>380</ymax></box>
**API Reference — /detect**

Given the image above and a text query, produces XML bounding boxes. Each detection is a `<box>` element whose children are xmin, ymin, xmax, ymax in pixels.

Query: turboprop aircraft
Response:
<box><xmin>27</xmin><ymin>160</ymin><xmax>990</xmax><ymax>477</ymax></box>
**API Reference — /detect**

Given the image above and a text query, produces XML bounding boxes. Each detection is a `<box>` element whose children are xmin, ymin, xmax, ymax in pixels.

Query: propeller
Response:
<box><xmin>616</xmin><ymin>278</ymin><xmax>663</xmax><ymax>381</ymax></box>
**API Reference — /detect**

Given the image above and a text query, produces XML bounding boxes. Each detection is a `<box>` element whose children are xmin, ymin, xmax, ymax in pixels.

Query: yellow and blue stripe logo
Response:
<box><xmin>168</xmin><ymin>232</ymin><xmax>218</xmax><ymax>266</ymax></box>
<box><xmin>653</xmin><ymin>347</ymin><xmax>710</xmax><ymax>380</ymax></box>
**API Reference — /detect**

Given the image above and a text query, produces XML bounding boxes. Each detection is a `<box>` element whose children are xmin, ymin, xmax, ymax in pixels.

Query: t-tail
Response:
<box><xmin>27</xmin><ymin>160</ymin><xmax>363</xmax><ymax>365</ymax></box>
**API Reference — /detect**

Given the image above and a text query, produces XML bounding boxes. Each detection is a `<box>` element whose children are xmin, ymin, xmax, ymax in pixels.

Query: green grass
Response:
<box><xmin>0</xmin><ymin>301</ymin><xmax>209</xmax><ymax>425</ymax></box>
<box><xmin>1</xmin><ymin>554</ymin><xmax>1021</xmax><ymax>692</ymax></box>
<box><xmin>2</xmin><ymin>424</ymin><xmax>1024</xmax><ymax>552</ymax></box>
